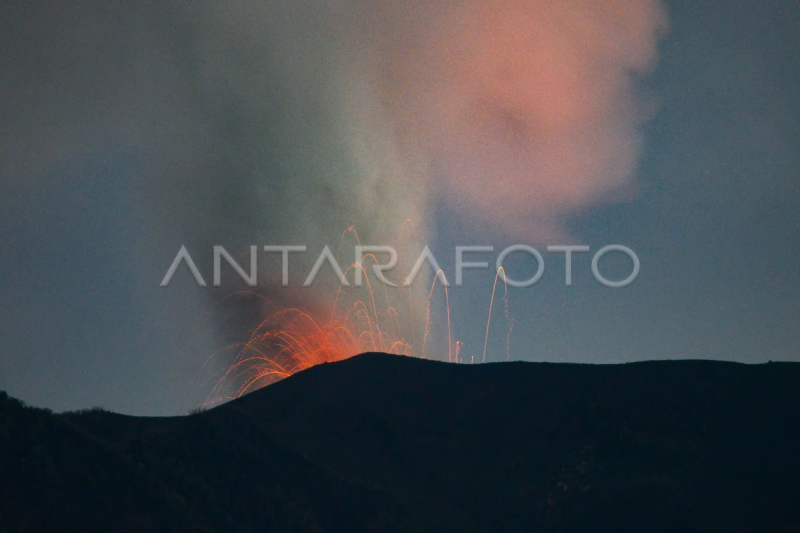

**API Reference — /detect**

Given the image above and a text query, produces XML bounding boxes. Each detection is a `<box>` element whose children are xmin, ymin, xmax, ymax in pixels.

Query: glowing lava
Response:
<box><xmin>209</xmin><ymin>230</ymin><xmax>511</xmax><ymax>404</ymax></box>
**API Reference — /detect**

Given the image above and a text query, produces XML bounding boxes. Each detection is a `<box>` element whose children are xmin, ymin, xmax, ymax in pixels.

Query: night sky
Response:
<box><xmin>1</xmin><ymin>0</ymin><xmax>798</xmax><ymax>415</ymax></box>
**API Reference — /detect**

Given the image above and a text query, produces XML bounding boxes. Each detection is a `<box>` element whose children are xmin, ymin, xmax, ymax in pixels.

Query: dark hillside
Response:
<box><xmin>2</xmin><ymin>354</ymin><xmax>799</xmax><ymax>532</ymax></box>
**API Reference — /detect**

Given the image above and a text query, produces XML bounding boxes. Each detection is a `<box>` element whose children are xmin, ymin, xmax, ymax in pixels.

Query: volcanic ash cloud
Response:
<box><xmin>367</xmin><ymin>0</ymin><xmax>669</xmax><ymax>241</ymax></box>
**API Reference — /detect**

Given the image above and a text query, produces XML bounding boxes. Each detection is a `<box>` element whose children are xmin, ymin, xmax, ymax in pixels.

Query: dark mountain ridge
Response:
<box><xmin>2</xmin><ymin>353</ymin><xmax>799</xmax><ymax>532</ymax></box>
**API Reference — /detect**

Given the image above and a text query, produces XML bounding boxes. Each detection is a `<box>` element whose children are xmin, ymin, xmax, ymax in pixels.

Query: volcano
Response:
<box><xmin>2</xmin><ymin>353</ymin><xmax>799</xmax><ymax>532</ymax></box>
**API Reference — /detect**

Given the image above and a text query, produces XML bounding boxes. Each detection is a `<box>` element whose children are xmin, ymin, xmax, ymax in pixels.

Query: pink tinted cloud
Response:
<box><xmin>378</xmin><ymin>0</ymin><xmax>668</xmax><ymax>241</ymax></box>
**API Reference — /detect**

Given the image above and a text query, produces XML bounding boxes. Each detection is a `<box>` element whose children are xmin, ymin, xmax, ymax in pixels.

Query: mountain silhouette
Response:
<box><xmin>2</xmin><ymin>353</ymin><xmax>799</xmax><ymax>532</ymax></box>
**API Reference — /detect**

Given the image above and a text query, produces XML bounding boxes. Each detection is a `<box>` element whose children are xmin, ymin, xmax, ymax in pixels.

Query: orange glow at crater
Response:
<box><xmin>208</xmin><ymin>237</ymin><xmax>511</xmax><ymax>404</ymax></box>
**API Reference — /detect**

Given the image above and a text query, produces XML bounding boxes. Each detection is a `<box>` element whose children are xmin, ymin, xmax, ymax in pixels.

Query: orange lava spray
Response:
<box><xmin>208</xmin><ymin>231</ymin><xmax>512</xmax><ymax>404</ymax></box>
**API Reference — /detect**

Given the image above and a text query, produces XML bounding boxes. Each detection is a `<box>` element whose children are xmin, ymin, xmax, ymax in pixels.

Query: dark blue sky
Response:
<box><xmin>1</xmin><ymin>0</ymin><xmax>798</xmax><ymax>415</ymax></box>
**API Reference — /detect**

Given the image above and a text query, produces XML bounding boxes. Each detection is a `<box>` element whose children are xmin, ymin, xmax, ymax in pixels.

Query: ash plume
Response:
<box><xmin>0</xmin><ymin>1</ymin><xmax>667</xmax><ymax>392</ymax></box>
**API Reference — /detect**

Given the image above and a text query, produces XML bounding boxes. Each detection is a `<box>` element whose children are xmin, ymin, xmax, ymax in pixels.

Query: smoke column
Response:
<box><xmin>0</xmin><ymin>1</ymin><xmax>667</xmax><ymax>400</ymax></box>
